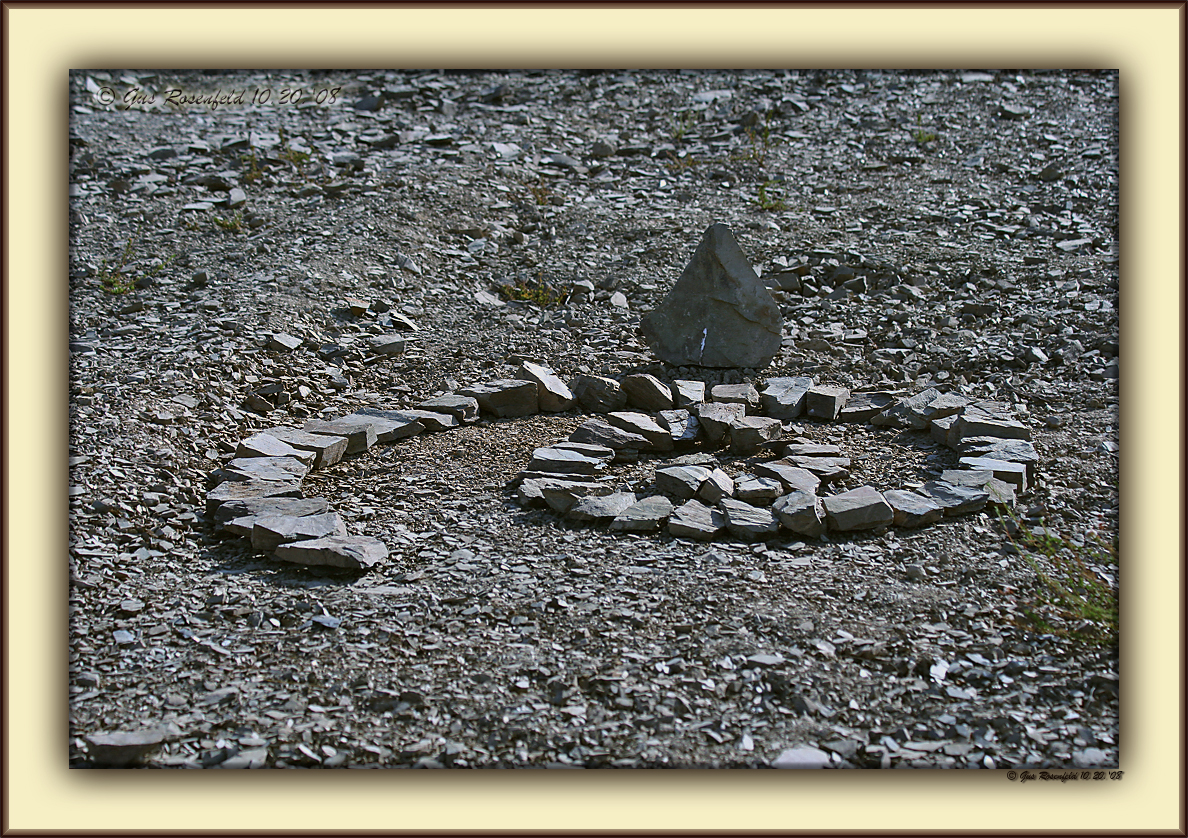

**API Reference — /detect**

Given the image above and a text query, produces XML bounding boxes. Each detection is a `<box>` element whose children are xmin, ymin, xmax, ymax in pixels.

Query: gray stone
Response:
<box><xmin>369</xmin><ymin>334</ymin><xmax>406</xmax><ymax>356</ymax></box>
<box><xmin>639</xmin><ymin>223</ymin><xmax>782</xmax><ymax>368</ymax></box>
<box><xmin>657</xmin><ymin>409</ymin><xmax>701</xmax><ymax>446</ymax></box>
<box><xmin>609</xmin><ymin>495</ymin><xmax>674</xmax><ymax>533</ymax></box>
<box><xmin>953</xmin><ymin>405</ymin><xmax>1031</xmax><ymax>441</ymax></box>
<box><xmin>806</xmin><ymin>385</ymin><xmax>851</xmax><ymax>421</ymax></box>
<box><xmin>85</xmin><ymin>728</ymin><xmax>172</xmax><ymax>767</ymax></box>
<box><xmin>568</xmin><ymin>418</ymin><xmax>649</xmax><ymax>456</ymax></box>
<box><xmin>621</xmin><ymin>373</ymin><xmax>674</xmax><ymax>412</ymax></box>
<box><xmin>753</xmin><ymin>461</ymin><xmax>820</xmax><ymax>494</ymax></box>
<box><xmin>941</xmin><ymin>470</ymin><xmax>1017</xmax><ymax>506</ymax></box>
<box><xmin>517</xmin><ymin>362</ymin><xmax>576</xmax><ymax>412</ymax></box>
<box><xmin>958</xmin><ymin>457</ymin><xmax>1029</xmax><ymax>491</ymax></box>
<box><xmin>672</xmin><ymin>380</ymin><xmax>706</xmax><ymax>409</ymax></box>
<box><xmin>570</xmin><ymin>375</ymin><xmax>626</xmax><ymax>413</ymax></box>
<box><xmin>236</xmin><ymin>433</ymin><xmax>317</xmax><ymax>466</ymax></box>
<box><xmin>214</xmin><ymin>456</ymin><xmax>310</xmax><ymax>485</ymax></box>
<box><xmin>566</xmin><ymin>492</ymin><xmax>638</xmax><ymax>523</ymax></box>
<box><xmin>917</xmin><ymin>480</ymin><xmax>989</xmax><ymax>516</ymax></box>
<box><xmin>729</xmin><ymin>415</ymin><xmax>783</xmax><ymax>454</ymax></box>
<box><xmin>787</xmin><ymin>455</ymin><xmax>851</xmax><ymax>482</ymax></box>
<box><xmin>527</xmin><ymin>447</ymin><xmax>608</xmax><ymax>475</ymax></box>
<box><xmin>416</xmin><ymin>394</ymin><xmax>480</xmax><ymax>422</ymax></box>
<box><xmin>205</xmin><ymin>479</ymin><xmax>302</xmax><ymax>515</ymax></box>
<box><xmin>606</xmin><ymin>411</ymin><xmax>674</xmax><ymax>452</ymax></box>
<box><xmin>734</xmin><ymin>475</ymin><xmax>783</xmax><ymax>505</ymax></box>
<box><xmin>458</xmin><ymin>379</ymin><xmax>539</xmax><ymax>417</ymax></box>
<box><xmin>822</xmin><ymin>486</ymin><xmax>894</xmax><ymax>531</ymax></box>
<box><xmin>698</xmin><ymin>468</ymin><xmax>735</xmax><ymax>504</ymax></box>
<box><xmin>696</xmin><ymin>402</ymin><xmax>745</xmax><ymax>442</ymax></box>
<box><xmin>956</xmin><ymin>437</ymin><xmax>1039</xmax><ymax>475</ymax></box>
<box><xmin>760</xmin><ymin>377</ymin><xmax>813</xmax><ymax>419</ymax></box>
<box><xmin>668</xmin><ymin>499</ymin><xmax>726</xmax><ymax>541</ymax></box>
<box><xmin>655</xmin><ymin>465</ymin><xmax>712</xmax><ymax>499</ymax></box>
<box><xmin>776</xmin><ymin>443</ymin><xmax>843</xmax><ymax>458</ymax></box>
<box><xmin>883</xmin><ymin>489</ymin><xmax>944</xmax><ymax>528</ymax></box>
<box><xmin>711</xmin><ymin>383</ymin><xmax>759</xmax><ymax>410</ymax></box>
<box><xmin>273</xmin><ymin>535</ymin><xmax>388</xmax><ymax>570</ymax></box>
<box><xmin>719</xmin><ymin>498</ymin><xmax>780</xmax><ymax>540</ymax></box>
<box><xmin>930</xmin><ymin>415</ymin><xmax>960</xmax><ymax>447</ymax></box>
<box><xmin>552</xmin><ymin>442</ymin><xmax>616</xmax><ymax>462</ymax></box>
<box><xmin>360</xmin><ymin>407</ymin><xmax>456</xmax><ymax>433</ymax></box>
<box><xmin>515</xmin><ymin>476</ymin><xmax>610</xmax><ymax>509</ymax></box>
<box><xmin>251</xmin><ymin>512</ymin><xmax>348</xmax><ymax>553</ymax></box>
<box><xmin>541</xmin><ymin>481</ymin><xmax>615</xmax><ymax>514</ymax></box>
<box><xmin>838</xmin><ymin>391</ymin><xmax>896</xmax><ymax>423</ymax></box>
<box><xmin>303</xmin><ymin>416</ymin><xmax>380</xmax><ymax>454</ymax></box>
<box><xmin>341</xmin><ymin>410</ymin><xmax>424</xmax><ymax>443</ymax></box>
<box><xmin>267</xmin><ymin>332</ymin><xmax>303</xmax><ymax>352</ymax></box>
<box><xmin>772</xmin><ymin>746</ymin><xmax>832</xmax><ymax>769</ymax></box>
<box><xmin>773</xmin><ymin>490</ymin><xmax>826</xmax><ymax>537</ymax></box>
<box><xmin>214</xmin><ymin>496</ymin><xmax>330</xmax><ymax>533</ymax></box>
<box><xmin>911</xmin><ymin>391</ymin><xmax>971</xmax><ymax>426</ymax></box>
<box><xmin>261</xmin><ymin>427</ymin><xmax>348</xmax><ymax>469</ymax></box>
<box><xmin>871</xmin><ymin>387</ymin><xmax>941</xmax><ymax>429</ymax></box>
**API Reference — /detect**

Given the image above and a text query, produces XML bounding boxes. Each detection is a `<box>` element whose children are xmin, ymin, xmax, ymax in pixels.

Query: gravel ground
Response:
<box><xmin>67</xmin><ymin>69</ymin><xmax>1119</xmax><ymax>769</ymax></box>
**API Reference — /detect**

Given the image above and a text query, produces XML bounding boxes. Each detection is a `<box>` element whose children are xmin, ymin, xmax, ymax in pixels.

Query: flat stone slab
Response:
<box><xmin>273</xmin><ymin>535</ymin><xmax>388</xmax><ymax>570</ymax></box>
<box><xmin>760</xmin><ymin>376</ymin><xmax>813</xmax><ymax>419</ymax></box>
<box><xmin>251</xmin><ymin>511</ymin><xmax>348</xmax><ymax>553</ymax></box>
<box><xmin>566</xmin><ymin>491</ymin><xmax>639</xmax><ymax>523</ymax></box>
<box><xmin>711</xmin><ymin>383</ymin><xmax>759</xmax><ymax>410</ymax></box>
<box><xmin>657</xmin><ymin>409</ymin><xmax>701</xmax><ymax>446</ymax></box>
<box><xmin>542</xmin><ymin>481</ymin><xmax>615</xmax><ymax>514</ymax></box>
<box><xmin>787</xmin><ymin>455</ymin><xmax>851</xmax><ymax>482</ymax></box>
<box><xmin>734</xmin><ymin>475</ymin><xmax>783</xmax><ymax>505</ymax></box>
<box><xmin>883</xmin><ymin>489</ymin><xmax>945</xmax><ymax>528</ymax></box>
<box><xmin>696</xmin><ymin>401</ymin><xmax>746</xmax><ymax>442</ymax></box>
<box><xmin>668</xmin><ymin>499</ymin><xmax>726</xmax><ymax>541</ymax></box>
<box><xmin>698</xmin><ymin>468</ymin><xmax>735</xmax><ymax>504</ymax></box>
<box><xmin>638</xmin><ymin>223</ymin><xmax>782</xmax><ymax>368</ymax></box>
<box><xmin>303</xmin><ymin>416</ymin><xmax>380</xmax><ymax>454</ymax></box>
<box><xmin>569</xmin><ymin>418</ymin><xmax>649</xmax><ymax>455</ymax></box>
<box><xmin>806</xmin><ymin>385</ymin><xmax>851</xmax><ymax>421</ymax></box>
<box><xmin>415</xmin><ymin>394</ymin><xmax>480</xmax><ymax>422</ymax></box>
<box><xmin>719</xmin><ymin>497</ymin><xmax>780</xmax><ymax>540</ymax></box>
<box><xmin>838</xmin><ymin>391</ymin><xmax>896</xmax><ymax>423</ymax></box>
<box><xmin>957</xmin><ymin>437</ymin><xmax>1039</xmax><ymax>474</ymax></box>
<box><xmin>773</xmin><ymin>747</ymin><xmax>832</xmax><ymax>769</ymax></box>
<box><xmin>958</xmin><ymin>456</ymin><xmax>1030</xmax><ymax>490</ymax></box>
<box><xmin>917</xmin><ymin>480</ymin><xmax>989</xmax><ymax>516</ymax></box>
<box><xmin>527</xmin><ymin>446</ymin><xmax>608</xmax><ymax>475</ymax></box>
<box><xmin>552</xmin><ymin>442</ymin><xmax>616</xmax><ymax>462</ymax></box>
<box><xmin>621</xmin><ymin>374</ymin><xmax>674</xmax><ymax>412</ymax></box>
<box><xmin>729</xmin><ymin>415</ymin><xmax>783</xmax><ymax>454</ymax></box>
<box><xmin>360</xmin><ymin>407</ymin><xmax>456</xmax><ymax>433</ymax></box>
<box><xmin>822</xmin><ymin>486</ymin><xmax>894</xmax><ymax>531</ymax></box>
<box><xmin>871</xmin><ymin>387</ymin><xmax>941</xmax><ymax>429</ymax></box>
<box><xmin>84</xmin><ymin>728</ymin><xmax>172</xmax><ymax>767</ymax></box>
<box><xmin>570</xmin><ymin>375</ymin><xmax>626</xmax><ymax>413</ymax></box>
<box><xmin>342</xmin><ymin>410</ymin><xmax>425</xmax><ymax>443</ymax></box>
<box><xmin>655</xmin><ymin>465</ymin><xmax>712</xmax><ymax>499</ymax></box>
<box><xmin>607</xmin><ymin>411</ymin><xmax>674</xmax><ymax>452</ymax></box>
<box><xmin>773</xmin><ymin>490</ymin><xmax>826</xmax><ymax>537</ymax></box>
<box><xmin>260</xmin><ymin>427</ymin><xmax>348</xmax><ymax>468</ymax></box>
<box><xmin>941</xmin><ymin>470</ymin><xmax>1017</xmax><ymax>506</ymax></box>
<box><xmin>776</xmin><ymin>443</ymin><xmax>843</xmax><ymax>458</ymax></box>
<box><xmin>515</xmin><ymin>476</ymin><xmax>610</xmax><ymax>509</ymax></box>
<box><xmin>267</xmin><ymin>332</ymin><xmax>303</xmax><ymax>352</ymax></box>
<box><xmin>214</xmin><ymin>496</ymin><xmax>330</xmax><ymax>532</ymax></box>
<box><xmin>517</xmin><ymin>362</ymin><xmax>575</xmax><ymax>412</ymax></box>
<box><xmin>672</xmin><ymin>380</ymin><xmax>706</xmax><ymax>409</ymax></box>
<box><xmin>214</xmin><ymin>456</ymin><xmax>310</xmax><ymax>484</ymax></box>
<box><xmin>206</xmin><ymin>479</ymin><xmax>302</xmax><ymax>515</ymax></box>
<box><xmin>753</xmin><ymin>461</ymin><xmax>820</xmax><ymax>494</ymax></box>
<box><xmin>236</xmin><ymin>433</ymin><xmax>317</xmax><ymax>466</ymax></box>
<box><xmin>609</xmin><ymin>495</ymin><xmax>674</xmax><ymax>533</ymax></box>
<box><xmin>458</xmin><ymin>379</ymin><xmax>539</xmax><ymax>417</ymax></box>
<box><xmin>953</xmin><ymin>404</ymin><xmax>1031</xmax><ymax>441</ymax></box>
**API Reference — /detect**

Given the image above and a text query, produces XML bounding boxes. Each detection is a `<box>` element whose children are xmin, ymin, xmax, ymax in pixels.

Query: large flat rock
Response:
<box><xmin>639</xmin><ymin>223</ymin><xmax>782</xmax><ymax>368</ymax></box>
<box><xmin>273</xmin><ymin>535</ymin><xmax>388</xmax><ymax>570</ymax></box>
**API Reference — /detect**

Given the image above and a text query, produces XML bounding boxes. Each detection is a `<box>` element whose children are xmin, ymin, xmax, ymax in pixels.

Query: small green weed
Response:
<box><xmin>527</xmin><ymin>177</ymin><xmax>552</xmax><ymax>206</ymax></box>
<box><xmin>913</xmin><ymin>127</ymin><xmax>938</xmax><ymax>145</ymax></box>
<box><xmin>755</xmin><ymin>179</ymin><xmax>787</xmax><ymax>212</ymax></box>
<box><xmin>669</xmin><ymin>109</ymin><xmax>697</xmax><ymax>143</ymax></box>
<box><xmin>664</xmin><ymin>151</ymin><xmax>701</xmax><ymax>173</ymax></box>
<box><xmin>999</xmin><ymin>509</ymin><xmax>1118</xmax><ymax>646</ymax></box>
<box><xmin>97</xmin><ymin>239</ymin><xmax>136</xmax><ymax>294</ymax></box>
<box><xmin>498</xmin><ymin>274</ymin><xmax>564</xmax><ymax>308</ymax></box>
<box><xmin>240</xmin><ymin>149</ymin><xmax>264</xmax><ymax>184</ymax></box>
<box><xmin>276</xmin><ymin>128</ymin><xmax>311</xmax><ymax>170</ymax></box>
<box><xmin>732</xmin><ymin>111</ymin><xmax>782</xmax><ymax>168</ymax></box>
<box><xmin>213</xmin><ymin>210</ymin><xmax>245</xmax><ymax>233</ymax></box>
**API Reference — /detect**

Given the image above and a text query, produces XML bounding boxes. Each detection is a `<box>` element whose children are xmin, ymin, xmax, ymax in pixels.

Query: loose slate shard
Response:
<box><xmin>273</xmin><ymin>535</ymin><xmax>388</xmax><ymax>570</ymax></box>
<box><xmin>639</xmin><ymin>223</ymin><xmax>782</xmax><ymax>368</ymax></box>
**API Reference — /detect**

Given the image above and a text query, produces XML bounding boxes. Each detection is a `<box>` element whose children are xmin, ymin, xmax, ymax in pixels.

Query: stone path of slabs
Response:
<box><xmin>205</xmin><ymin>360</ymin><xmax>1039</xmax><ymax>570</ymax></box>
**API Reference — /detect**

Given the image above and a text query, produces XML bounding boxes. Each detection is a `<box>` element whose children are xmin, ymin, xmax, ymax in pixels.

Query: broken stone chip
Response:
<box><xmin>760</xmin><ymin>376</ymin><xmax>813</xmax><ymax>419</ymax></box>
<box><xmin>303</xmin><ymin>416</ymin><xmax>380</xmax><ymax>454</ymax></box>
<box><xmin>822</xmin><ymin>486</ymin><xmax>894</xmax><ymax>531</ymax></box>
<box><xmin>609</xmin><ymin>495</ymin><xmax>674</xmax><ymax>533</ymax></box>
<box><xmin>260</xmin><ymin>427</ymin><xmax>349</xmax><ymax>469</ymax></box>
<box><xmin>620</xmin><ymin>373</ymin><xmax>674</xmax><ymax>412</ymax></box>
<box><xmin>458</xmin><ymin>379</ymin><xmax>539</xmax><ymax>417</ymax></box>
<box><xmin>570</xmin><ymin>375</ymin><xmax>627</xmax><ymax>413</ymax></box>
<box><xmin>251</xmin><ymin>511</ymin><xmax>348</xmax><ymax>553</ymax></box>
<box><xmin>668</xmin><ymin>499</ymin><xmax>726</xmax><ymax>541</ymax></box>
<box><xmin>273</xmin><ymin>535</ymin><xmax>388</xmax><ymax>570</ymax></box>
<box><xmin>772</xmin><ymin>490</ymin><xmax>826</xmax><ymax>537</ymax></box>
<box><xmin>517</xmin><ymin>362</ymin><xmax>575</xmax><ymax>412</ymax></box>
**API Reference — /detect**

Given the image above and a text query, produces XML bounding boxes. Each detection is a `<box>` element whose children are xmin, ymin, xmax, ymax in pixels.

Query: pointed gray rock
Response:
<box><xmin>838</xmin><ymin>391</ymin><xmax>897</xmax><ymax>423</ymax></box>
<box><xmin>516</xmin><ymin>476</ymin><xmax>610</xmax><ymax>509</ymax></box>
<box><xmin>917</xmin><ymin>480</ymin><xmax>989</xmax><ymax>516</ymax></box>
<box><xmin>655</xmin><ymin>465</ymin><xmax>712</xmax><ymax>499</ymax></box>
<box><xmin>696</xmin><ymin>402</ymin><xmax>745</xmax><ymax>442</ymax></box>
<box><xmin>734</xmin><ymin>475</ymin><xmax>783</xmax><ymax>505</ymax></box>
<box><xmin>776</xmin><ymin>443</ymin><xmax>842</xmax><ymax>458</ymax></box>
<box><xmin>956</xmin><ymin>437</ymin><xmax>1039</xmax><ymax>476</ymax></box>
<box><xmin>569</xmin><ymin>417</ymin><xmax>649</xmax><ymax>456</ymax></box>
<box><xmin>273</xmin><ymin>535</ymin><xmax>388</xmax><ymax>570</ymax></box>
<box><xmin>342</xmin><ymin>410</ymin><xmax>425</xmax><ymax>442</ymax></box>
<box><xmin>639</xmin><ymin>223</ymin><xmax>782</xmax><ymax>368</ymax></box>
<box><xmin>773</xmin><ymin>490</ymin><xmax>826</xmax><ymax>537</ymax></box>
<box><xmin>883</xmin><ymin>489</ymin><xmax>945</xmax><ymax>528</ymax></box>
<box><xmin>214</xmin><ymin>496</ymin><xmax>329</xmax><ymax>533</ymax></box>
<box><xmin>606</xmin><ymin>411</ymin><xmax>674</xmax><ymax>452</ymax></box>
<box><xmin>609</xmin><ymin>495</ymin><xmax>674</xmax><ymax>533</ymax></box>
<box><xmin>621</xmin><ymin>374</ymin><xmax>674</xmax><ymax>412</ymax></box>
<box><xmin>214</xmin><ymin>456</ymin><xmax>310</xmax><ymax>485</ymax></box>
<box><xmin>251</xmin><ymin>512</ymin><xmax>348</xmax><ymax>553</ymax></box>
<box><xmin>822</xmin><ymin>486</ymin><xmax>894</xmax><ymax>531</ymax></box>
<box><xmin>760</xmin><ymin>377</ymin><xmax>813</xmax><ymax>419</ymax></box>
<box><xmin>517</xmin><ymin>362</ymin><xmax>575</xmax><ymax>412</ymax></box>
<box><xmin>668</xmin><ymin>499</ymin><xmax>726</xmax><ymax>541</ymax></box>
<box><xmin>658</xmin><ymin>409</ymin><xmax>701</xmax><ymax>446</ymax></box>
<box><xmin>672</xmin><ymin>380</ymin><xmax>706</xmax><ymax>409</ymax></box>
<box><xmin>953</xmin><ymin>405</ymin><xmax>1031</xmax><ymax>441</ymax></box>
<box><xmin>871</xmin><ymin>387</ymin><xmax>941</xmax><ymax>429</ymax></box>
<box><xmin>698</xmin><ymin>468</ymin><xmax>735</xmax><ymax>504</ymax></box>
<box><xmin>552</xmin><ymin>442</ymin><xmax>616</xmax><ymax>462</ymax></box>
<box><xmin>236</xmin><ymin>433</ymin><xmax>317</xmax><ymax>466</ymax></box>
<box><xmin>527</xmin><ymin>447</ymin><xmax>608</xmax><ymax>475</ymax></box>
<box><xmin>720</xmin><ymin>497</ymin><xmax>780</xmax><ymax>539</ymax></box>
<box><xmin>542</xmin><ymin>481</ymin><xmax>615</xmax><ymax>514</ymax></box>
<box><xmin>940</xmin><ymin>470</ymin><xmax>1017</xmax><ymax>506</ymax></box>
<box><xmin>205</xmin><ymin>479</ymin><xmax>302</xmax><ymax>515</ymax></box>
<box><xmin>570</xmin><ymin>375</ymin><xmax>626</xmax><ymax>413</ymax></box>
<box><xmin>360</xmin><ymin>407</ymin><xmax>455</xmax><ymax>433</ymax></box>
<box><xmin>787</xmin><ymin>455</ymin><xmax>851</xmax><ymax>482</ymax></box>
<box><xmin>458</xmin><ymin>379</ymin><xmax>539</xmax><ymax>417</ymax></box>
<box><xmin>958</xmin><ymin>457</ymin><xmax>1029</xmax><ymax>490</ymax></box>
<box><xmin>753</xmin><ymin>461</ymin><xmax>820</xmax><ymax>494</ymax></box>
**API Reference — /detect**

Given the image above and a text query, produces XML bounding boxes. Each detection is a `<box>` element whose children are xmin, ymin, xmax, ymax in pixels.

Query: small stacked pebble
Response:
<box><xmin>207</xmin><ymin>362</ymin><xmax>1038</xmax><ymax>569</ymax></box>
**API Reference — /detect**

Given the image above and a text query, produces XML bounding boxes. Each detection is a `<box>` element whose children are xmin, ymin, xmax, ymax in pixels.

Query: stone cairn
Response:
<box><xmin>205</xmin><ymin>225</ymin><xmax>1038</xmax><ymax>570</ymax></box>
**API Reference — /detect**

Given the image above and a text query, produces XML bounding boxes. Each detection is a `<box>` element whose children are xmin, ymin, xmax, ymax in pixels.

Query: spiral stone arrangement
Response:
<box><xmin>206</xmin><ymin>363</ymin><xmax>1037</xmax><ymax>570</ymax></box>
